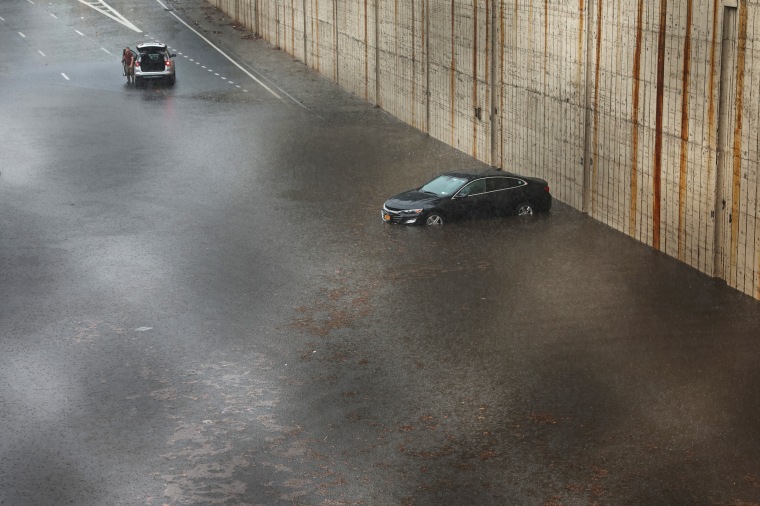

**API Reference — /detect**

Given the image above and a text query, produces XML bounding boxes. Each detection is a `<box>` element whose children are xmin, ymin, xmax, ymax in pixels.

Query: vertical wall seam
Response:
<box><xmin>678</xmin><ymin>0</ymin><xmax>693</xmax><ymax>261</ymax></box>
<box><xmin>731</xmin><ymin>0</ymin><xmax>748</xmax><ymax>287</ymax></box>
<box><xmin>653</xmin><ymin>0</ymin><xmax>668</xmax><ymax>251</ymax></box>
<box><xmin>591</xmin><ymin>0</ymin><xmax>603</xmax><ymax>215</ymax></box>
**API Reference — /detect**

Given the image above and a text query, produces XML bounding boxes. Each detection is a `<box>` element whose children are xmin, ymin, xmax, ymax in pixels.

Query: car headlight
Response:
<box><xmin>402</xmin><ymin>209</ymin><xmax>423</xmax><ymax>214</ymax></box>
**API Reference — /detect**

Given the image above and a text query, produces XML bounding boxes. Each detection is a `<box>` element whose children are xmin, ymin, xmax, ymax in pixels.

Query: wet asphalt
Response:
<box><xmin>1</xmin><ymin>0</ymin><xmax>760</xmax><ymax>505</ymax></box>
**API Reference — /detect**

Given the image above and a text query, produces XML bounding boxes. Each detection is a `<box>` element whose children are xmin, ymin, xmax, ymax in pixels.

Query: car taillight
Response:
<box><xmin>134</xmin><ymin>61</ymin><xmax>140</xmax><ymax>67</ymax></box>
<box><xmin>543</xmin><ymin>186</ymin><xmax>550</xmax><ymax>193</ymax></box>
<box><xmin>165</xmin><ymin>60</ymin><xmax>172</xmax><ymax>67</ymax></box>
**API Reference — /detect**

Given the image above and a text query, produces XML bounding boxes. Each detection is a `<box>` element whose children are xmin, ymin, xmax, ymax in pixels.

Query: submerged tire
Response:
<box><xmin>516</xmin><ymin>202</ymin><xmax>535</xmax><ymax>216</ymax></box>
<box><xmin>426</xmin><ymin>214</ymin><xmax>445</xmax><ymax>226</ymax></box>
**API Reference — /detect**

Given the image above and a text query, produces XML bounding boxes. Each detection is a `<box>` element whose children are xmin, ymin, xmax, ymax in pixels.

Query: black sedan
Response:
<box><xmin>381</xmin><ymin>170</ymin><xmax>552</xmax><ymax>225</ymax></box>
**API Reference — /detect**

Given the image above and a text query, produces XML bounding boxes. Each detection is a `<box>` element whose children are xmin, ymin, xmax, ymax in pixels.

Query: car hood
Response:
<box><xmin>385</xmin><ymin>190</ymin><xmax>442</xmax><ymax>209</ymax></box>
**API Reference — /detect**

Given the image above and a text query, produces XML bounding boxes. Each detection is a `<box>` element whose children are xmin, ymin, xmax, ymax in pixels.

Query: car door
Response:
<box><xmin>487</xmin><ymin>177</ymin><xmax>527</xmax><ymax>215</ymax></box>
<box><xmin>450</xmin><ymin>179</ymin><xmax>488</xmax><ymax>219</ymax></box>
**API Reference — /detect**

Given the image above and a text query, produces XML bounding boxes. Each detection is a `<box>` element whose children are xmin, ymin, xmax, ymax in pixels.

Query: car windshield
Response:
<box><xmin>419</xmin><ymin>175</ymin><xmax>468</xmax><ymax>197</ymax></box>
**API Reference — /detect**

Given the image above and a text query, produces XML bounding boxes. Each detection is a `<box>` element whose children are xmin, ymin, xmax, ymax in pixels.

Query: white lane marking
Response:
<box><xmin>100</xmin><ymin>47</ymin><xmax>111</xmax><ymax>54</ymax></box>
<box><xmin>201</xmin><ymin>65</ymin><xmax>206</xmax><ymax>68</ymax></box>
<box><xmin>75</xmin><ymin>30</ymin><xmax>84</xmax><ymax>36</ymax></box>
<box><xmin>0</xmin><ymin>16</ymin><xmax>5</xmax><ymax>22</ymax></box>
<box><xmin>177</xmin><ymin>52</ymin><xmax>182</xmax><ymax>55</ymax></box>
<box><xmin>49</xmin><ymin>13</ymin><xmax>58</xmax><ymax>19</ymax></box>
<box><xmin>76</xmin><ymin>0</ymin><xmax>142</xmax><ymax>33</ymax></box>
<box><xmin>207</xmin><ymin>69</ymin><xmax>212</xmax><ymax>72</ymax></box>
<box><xmin>135</xmin><ymin>326</ymin><xmax>152</xmax><ymax>332</ymax></box>
<box><xmin>214</xmin><ymin>73</ymin><xmax>219</xmax><ymax>76</ymax></box>
<box><xmin>236</xmin><ymin>85</ymin><xmax>240</xmax><ymax>88</ymax></box>
<box><xmin>155</xmin><ymin>0</ymin><xmax>283</xmax><ymax>101</ymax></box>
<box><xmin>61</xmin><ymin>73</ymin><xmax>70</xmax><ymax>80</ymax></box>
<box><xmin>38</xmin><ymin>50</ymin><xmax>45</xmax><ymax>57</ymax></box>
<box><xmin>18</xmin><ymin>32</ymin><xmax>26</xmax><ymax>38</ymax></box>
<box><xmin>26</xmin><ymin>0</ymin><xmax>35</xmax><ymax>4</ymax></box>
<box><xmin>195</xmin><ymin>61</ymin><xmax>199</xmax><ymax>65</ymax></box>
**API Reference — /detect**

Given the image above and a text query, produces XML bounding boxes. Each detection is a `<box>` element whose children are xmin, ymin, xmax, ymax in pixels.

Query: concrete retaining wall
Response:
<box><xmin>207</xmin><ymin>0</ymin><xmax>760</xmax><ymax>301</ymax></box>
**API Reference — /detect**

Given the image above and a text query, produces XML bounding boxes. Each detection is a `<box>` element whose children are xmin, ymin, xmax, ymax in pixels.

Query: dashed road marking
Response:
<box><xmin>155</xmin><ymin>0</ymin><xmax>283</xmax><ymax>101</ymax></box>
<box><xmin>49</xmin><ymin>13</ymin><xmax>58</xmax><ymax>19</ymax></box>
<box><xmin>18</xmin><ymin>32</ymin><xmax>26</xmax><ymax>38</ymax></box>
<box><xmin>100</xmin><ymin>47</ymin><xmax>111</xmax><ymax>54</ymax></box>
<box><xmin>61</xmin><ymin>73</ymin><xmax>69</xmax><ymax>80</ymax></box>
<box><xmin>75</xmin><ymin>29</ymin><xmax>84</xmax><ymax>36</ymax></box>
<box><xmin>38</xmin><ymin>50</ymin><xmax>45</xmax><ymax>57</ymax></box>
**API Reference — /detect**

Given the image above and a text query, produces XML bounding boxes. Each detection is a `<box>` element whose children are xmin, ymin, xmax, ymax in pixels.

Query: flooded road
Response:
<box><xmin>2</xmin><ymin>1</ymin><xmax>760</xmax><ymax>504</ymax></box>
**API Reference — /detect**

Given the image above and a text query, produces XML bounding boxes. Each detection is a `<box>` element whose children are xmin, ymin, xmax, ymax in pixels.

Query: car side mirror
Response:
<box><xmin>171</xmin><ymin>53</ymin><xmax>177</xmax><ymax>58</ymax></box>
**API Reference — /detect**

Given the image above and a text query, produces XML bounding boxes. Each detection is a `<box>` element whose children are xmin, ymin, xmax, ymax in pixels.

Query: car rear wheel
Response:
<box><xmin>167</xmin><ymin>76</ymin><xmax>175</xmax><ymax>86</ymax></box>
<box><xmin>516</xmin><ymin>202</ymin><xmax>535</xmax><ymax>216</ymax></box>
<box><xmin>426</xmin><ymin>214</ymin><xmax>445</xmax><ymax>226</ymax></box>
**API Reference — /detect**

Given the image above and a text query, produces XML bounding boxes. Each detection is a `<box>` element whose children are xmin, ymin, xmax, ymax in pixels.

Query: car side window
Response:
<box><xmin>459</xmin><ymin>179</ymin><xmax>486</xmax><ymax>196</ymax></box>
<box><xmin>487</xmin><ymin>177</ymin><xmax>524</xmax><ymax>191</ymax></box>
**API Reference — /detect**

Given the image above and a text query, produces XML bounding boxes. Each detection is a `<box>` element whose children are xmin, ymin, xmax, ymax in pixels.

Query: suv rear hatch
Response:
<box><xmin>139</xmin><ymin>50</ymin><xmax>165</xmax><ymax>72</ymax></box>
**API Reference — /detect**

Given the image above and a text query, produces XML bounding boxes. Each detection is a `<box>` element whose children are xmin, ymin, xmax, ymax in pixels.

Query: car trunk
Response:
<box><xmin>139</xmin><ymin>51</ymin><xmax>165</xmax><ymax>72</ymax></box>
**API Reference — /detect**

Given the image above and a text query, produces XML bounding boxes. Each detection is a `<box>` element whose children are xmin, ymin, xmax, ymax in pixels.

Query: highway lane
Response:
<box><xmin>0</xmin><ymin>0</ymin><xmax>285</xmax><ymax>99</ymax></box>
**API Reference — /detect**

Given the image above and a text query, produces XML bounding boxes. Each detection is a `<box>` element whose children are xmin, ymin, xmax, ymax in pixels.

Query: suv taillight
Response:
<box><xmin>165</xmin><ymin>60</ymin><xmax>172</xmax><ymax>67</ymax></box>
<box><xmin>543</xmin><ymin>186</ymin><xmax>550</xmax><ymax>193</ymax></box>
<box><xmin>134</xmin><ymin>61</ymin><xmax>140</xmax><ymax>67</ymax></box>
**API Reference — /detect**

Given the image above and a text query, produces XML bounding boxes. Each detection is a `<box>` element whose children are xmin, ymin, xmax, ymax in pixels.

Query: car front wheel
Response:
<box><xmin>426</xmin><ymin>214</ymin><xmax>445</xmax><ymax>226</ymax></box>
<box><xmin>516</xmin><ymin>202</ymin><xmax>535</xmax><ymax>216</ymax></box>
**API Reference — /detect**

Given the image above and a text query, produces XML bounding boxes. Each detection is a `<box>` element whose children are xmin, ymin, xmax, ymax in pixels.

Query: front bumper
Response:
<box><xmin>381</xmin><ymin>207</ymin><xmax>422</xmax><ymax>225</ymax></box>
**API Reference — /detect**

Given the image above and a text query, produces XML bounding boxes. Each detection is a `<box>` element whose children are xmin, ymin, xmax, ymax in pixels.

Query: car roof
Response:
<box><xmin>136</xmin><ymin>42</ymin><xmax>168</xmax><ymax>50</ymax></box>
<box><xmin>440</xmin><ymin>169</ymin><xmax>521</xmax><ymax>181</ymax></box>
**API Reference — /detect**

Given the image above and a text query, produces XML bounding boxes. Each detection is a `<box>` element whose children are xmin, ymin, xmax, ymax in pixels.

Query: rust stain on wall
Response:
<box><xmin>731</xmin><ymin>0</ymin><xmax>748</xmax><ymax>282</ymax></box>
<box><xmin>473</xmin><ymin>0</ymin><xmax>478</xmax><ymax>158</ymax></box>
<box><xmin>707</xmin><ymin>0</ymin><xmax>719</xmax><ymax>178</ymax></box>
<box><xmin>629</xmin><ymin>0</ymin><xmax>643</xmax><ymax>237</ymax></box>
<box><xmin>364</xmin><ymin>0</ymin><xmax>368</xmax><ymax>99</ymax></box>
<box><xmin>499</xmin><ymin>0</ymin><xmax>505</xmax><ymax>167</ymax></box>
<box><xmin>412</xmin><ymin>0</ymin><xmax>417</xmax><ymax>128</ymax></box>
<box><xmin>677</xmin><ymin>0</ymin><xmax>693</xmax><ymax>261</ymax></box>
<box><xmin>543</xmin><ymin>0</ymin><xmax>548</xmax><ymax>88</ymax></box>
<box><xmin>653</xmin><ymin>0</ymin><xmax>667</xmax><ymax>251</ymax></box>
<box><xmin>484</xmin><ymin>0</ymin><xmax>489</xmax><ymax>138</ymax></box>
<box><xmin>291</xmin><ymin>0</ymin><xmax>295</xmax><ymax>53</ymax></box>
<box><xmin>591</xmin><ymin>0</ymin><xmax>602</xmax><ymax>214</ymax></box>
<box><xmin>315</xmin><ymin>0</ymin><xmax>321</xmax><ymax>72</ymax></box>
<box><xmin>450</xmin><ymin>0</ymin><xmax>456</xmax><ymax>147</ymax></box>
